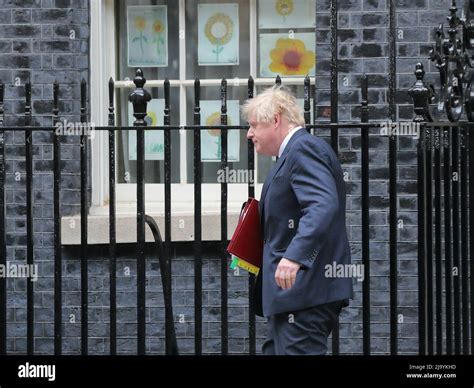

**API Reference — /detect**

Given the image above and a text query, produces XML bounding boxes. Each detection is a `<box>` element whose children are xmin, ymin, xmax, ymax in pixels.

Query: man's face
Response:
<box><xmin>246</xmin><ymin>113</ymin><xmax>279</xmax><ymax>156</ymax></box>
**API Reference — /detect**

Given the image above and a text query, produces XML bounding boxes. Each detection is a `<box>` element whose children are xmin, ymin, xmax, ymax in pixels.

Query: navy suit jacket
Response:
<box><xmin>254</xmin><ymin>128</ymin><xmax>353</xmax><ymax>317</ymax></box>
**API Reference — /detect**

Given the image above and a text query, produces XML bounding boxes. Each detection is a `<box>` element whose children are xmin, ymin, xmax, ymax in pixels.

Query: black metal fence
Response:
<box><xmin>417</xmin><ymin>121</ymin><xmax>474</xmax><ymax>355</ymax></box>
<box><xmin>0</xmin><ymin>0</ymin><xmax>473</xmax><ymax>356</ymax></box>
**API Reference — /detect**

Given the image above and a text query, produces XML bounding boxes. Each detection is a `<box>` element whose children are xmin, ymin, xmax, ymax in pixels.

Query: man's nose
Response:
<box><xmin>246</xmin><ymin>128</ymin><xmax>253</xmax><ymax>139</ymax></box>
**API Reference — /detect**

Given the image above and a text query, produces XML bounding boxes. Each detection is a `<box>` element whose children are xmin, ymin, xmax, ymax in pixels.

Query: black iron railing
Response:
<box><xmin>0</xmin><ymin>66</ymin><xmax>472</xmax><ymax>355</ymax></box>
<box><xmin>408</xmin><ymin>0</ymin><xmax>474</xmax><ymax>355</ymax></box>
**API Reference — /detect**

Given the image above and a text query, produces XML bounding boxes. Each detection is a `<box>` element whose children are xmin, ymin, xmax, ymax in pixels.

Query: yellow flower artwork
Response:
<box><xmin>269</xmin><ymin>38</ymin><xmax>315</xmax><ymax>75</ymax></box>
<box><xmin>259</xmin><ymin>33</ymin><xmax>315</xmax><ymax>77</ymax></box>
<box><xmin>135</xmin><ymin>16</ymin><xmax>146</xmax><ymax>31</ymax></box>
<box><xmin>204</xmin><ymin>13</ymin><xmax>234</xmax><ymax>62</ymax></box>
<box><xmin>258</xmin><ymin>0</ymin><xmax>315</xmax><ymax>29</ymax></box>
<box><xmin>152</xmin><ymin>20</ymin><xmax>165</xmax><ymax>57</ymax></box>
<box><xmin>127</xmin><ymin>100</ymin><xmax>165</xmax><ymax>161</ymax></box>
<box><xmin>133</xmin><ymin>16</ymin><xmax>148</xmax><ymax>55</ymax></box>
<box><xmin>127</xmin><ymin>5</ymin><xmax>168</xmax><ymax>67</ymax></box>
<box><xmin>153</xmin><ymin>20</ymin><xmax>164</xmax><ymax>33</ymax></box>
<box><xmin>200</xmin><ymin>100</ymin><xmax>240</xmax><ymax>162</ymax></box>
<box><xmin>205</xmin><ymin>111</ymin><xmax>233</xmax><ymax>159</ymax></box>
<box><xmin>198</xmin><ymin>4</ymin><xmax>239</xmax><ymax>66</ymax></box>
<box><xmin>275</xmin><ymin>0</ymin><xmax>294</xmax><ymax>22</ymax></box>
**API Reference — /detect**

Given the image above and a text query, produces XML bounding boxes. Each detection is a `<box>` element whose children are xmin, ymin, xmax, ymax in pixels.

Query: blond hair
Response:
<box><xmin>241</xmin><ymin>85</ymin><xmax>305</xmax><ymax>127</ymax></box>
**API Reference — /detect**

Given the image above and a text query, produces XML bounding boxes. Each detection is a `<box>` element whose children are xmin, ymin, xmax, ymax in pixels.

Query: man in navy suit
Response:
<box><xmin>242</xmin><ymin>86</ymin><xmax>353</xmax><ymax>355</ymax></box>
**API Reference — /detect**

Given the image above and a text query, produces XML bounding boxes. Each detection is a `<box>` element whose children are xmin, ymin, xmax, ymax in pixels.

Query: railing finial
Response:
<box><xmin>408</xmin><ymin>63</ymin><xmax>434</xmax><ymax>122</ymax></box>
<box><xmin>128</xmin><ymin>68</ymin><xmax>151</xmax><ymax>127</ymax></box>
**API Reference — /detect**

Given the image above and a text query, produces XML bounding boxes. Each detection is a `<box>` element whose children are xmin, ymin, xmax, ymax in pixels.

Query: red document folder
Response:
<box><xmin>227</xmin><ymin>198</ymin><xmax>263</xmax><ymax>274</ymax></box>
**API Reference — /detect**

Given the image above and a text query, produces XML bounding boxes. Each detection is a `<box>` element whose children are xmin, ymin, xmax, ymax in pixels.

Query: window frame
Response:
<box><xmin>90</xmin><ymin>0</ymin><xmax>315</xmax><ymax>216</ymax></box>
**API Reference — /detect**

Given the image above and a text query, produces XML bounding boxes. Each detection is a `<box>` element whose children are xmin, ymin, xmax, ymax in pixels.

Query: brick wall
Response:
<box><xmin>0</xmin><ymin>0</ymin><xmax>89</xmax><ymax>353</ymax></box>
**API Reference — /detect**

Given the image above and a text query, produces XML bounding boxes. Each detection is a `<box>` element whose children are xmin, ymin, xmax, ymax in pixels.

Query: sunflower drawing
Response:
<box><xmin>153</xmin><ymin>20</ymin><xmax>164</xmax><ymax>34</ymax></box>
<box><xmin>206</xmin><ymin>112</ymin><xmax>231</xmax><ymax>159</ymax></box>
<box><xmin>135</xmin><ymin>16</ymin><xmax>146</xmax><ymax>30</ymax></box>
<box><xmin>275</xmin><ymin>0</ymin><xmax>294</xmax><ymax>22</ymax></box>
<box><xmin>204</xmin><ymin>13</ymin><xmax>234</xmax><ymax>63</ymax></box>
<box><xmin>132</xmin><ymin>16</ymin><xmax>148</xmax><ymax>55</ymax></box>
<box><xmin>145</xmin><ymin>111</ymin><xmax>157</xmax><ymax>126</ymax></box>
<box><xmin>269</xmin><ymin>38</ymin><xmax>315</xmax><ymax>75</ymax></box>
<box><xmin>152</xmin><ymin>20</ymin><xmax>165</xmax><ymax>57</ymax></box>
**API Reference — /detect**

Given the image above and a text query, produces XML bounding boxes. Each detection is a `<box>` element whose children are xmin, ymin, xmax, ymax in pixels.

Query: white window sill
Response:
<box><xmin>61</xmin><ymin>202</ymin><xmax>245</xmax><ymax>245</ymax></box>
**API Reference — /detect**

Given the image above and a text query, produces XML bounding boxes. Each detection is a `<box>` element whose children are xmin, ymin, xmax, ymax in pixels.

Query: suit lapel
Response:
<box><xmin>259</xmin><ymin>160</ymin><xmax>281</xmax><ymax>236</ymax></box>
<box><xmin>260</xmin><ymin>152</ymin><xmax>287</xmax><ymax>208</ymax></box>
<box><xmin>258</xmin><ymin>128</ymin><xmax>307</xmax><ymax>230</ymax></box>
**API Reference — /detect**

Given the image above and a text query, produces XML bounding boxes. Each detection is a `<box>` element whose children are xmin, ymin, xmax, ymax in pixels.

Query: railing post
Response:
<box><xmin>434</xmin><ymin>125</ymin><xmax>443</xmax><ymax>355</ymax></box>
<box><xmin>304</xmin><ymin>76</ymin><xmax>311</xmax><ymax>127</ymax></box>
<box><xmin>247</xmin><ymin>76</ymin><xmax>256</xmax><ymax>355</ymax></box>
<box><xmin>443</xmin><ymin>125</ymin><xmax>453</xmax><ymax>355</ymax></box>
<box><xmin>53</xmin><ymin>80</ymin><xmax>62</xmax><ymax>355</ymax></box>
<box><xmin>163</xmin><ymin>78</ymin><xmax>173</xmax><ymax>355</ymax></box>
<box><xmin>425</xmin><ymin>124</ymin><xmax>434</xmax><ymax>355</ymax></box>
<box><xmin>0</xmin><ymin>81</ymin><xmax>5</xmax><ymax>355</ymax></box>
<box><xmin>330</xmin><ymin>0</ymin><xmax>338</xmax><ymax>155</ymax></box>
<box><xmin>220</xmin><ymin>78</ymin><xmax>228</xmax><ymax>355</ymax></box>
<box><xmin>417</xmin><ymin>122</ymin><xmax>427</xmax><ymax>356</ymax></box>
<box><xmin>108</xmin><ymin>77</ymin><xmax>117</xmax><ymax>356</ymax></box>
<box><xmin>452</xmin><ymin>122</ymin><xmax>461</xmax><ymax>354</ymax></box>
<box><xmin>460</xmin><ymin>124</ymin><xmax>470</xmax><ymax>354</ymax></box>
<box><xmin>80</xmin><ymin>79</ymin><xmax>88</xmax><ymax>355</ymax></box>
<box><xmin>193</xmin><ymin>78</ymin><xmax>202</xmax><ymax>355</ymax></box>
<box><xmin>388</xmin><ymin>0</ymin><xmax>398</xmax><ymax>356</ymax></box>
<box><xmin>128</xmin><ymin>68</ymin><xmax>151</xmax><ymax>355</ymax></box>
<box><xmin>409</xmin><ymin>62</ymin><xmax>433</xmax><ymax>355</ymax></box>
<box><xmin>24</xmin><ymin>80</ymin><xmax>34</xmax><ymax>355</ymax></box>
<box><xmin>408</xmin><ymin>61</ymin><xmax>436</xmax><ymax>355</ymax></box>
<box><xmin>329</xmin><ymin>0</ymin><xmax>340</xmax><ymax>354</ymax></box>
<box><xmin>470</xmin><ymin>122</ymin><xmax>474</xmax><ymax>355</ymax></box>
<box><xmin>360</xmin><ymin>74</ymin><xmax>371</xmax><ymax>355</ymax></box>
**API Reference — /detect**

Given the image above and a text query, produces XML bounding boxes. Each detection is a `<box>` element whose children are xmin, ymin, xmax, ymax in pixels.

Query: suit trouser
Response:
<box><xmin>262</xmin><ymin>300</ymin><xmax>344</xmax><ymax>355</ymax></box>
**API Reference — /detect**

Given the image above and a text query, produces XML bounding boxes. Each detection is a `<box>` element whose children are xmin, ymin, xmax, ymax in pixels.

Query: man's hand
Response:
<box><xmin>275</xmin><ymin>258</ymin><xmax>301</xmax><ymax>289</ymax></box>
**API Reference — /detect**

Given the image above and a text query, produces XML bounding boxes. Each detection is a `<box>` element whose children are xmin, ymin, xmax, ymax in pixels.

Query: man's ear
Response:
<box><xmin>274</xmin><ymin>113</ymin><xmax>281</xmax><ymax>129</ymax></box>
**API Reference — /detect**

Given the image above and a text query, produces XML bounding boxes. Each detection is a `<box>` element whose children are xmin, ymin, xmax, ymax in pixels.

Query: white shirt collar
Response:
<box><xmin>278</xmin><ymin>126</ymin><xmax>303</xmax><ymax>158</ymax></box>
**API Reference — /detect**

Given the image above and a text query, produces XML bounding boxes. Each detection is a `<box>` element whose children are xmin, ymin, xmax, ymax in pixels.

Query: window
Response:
<box><xmin>89</xmin><ymin>0</ymin><xmax>316</xmax><ymax>217</ymax></box>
